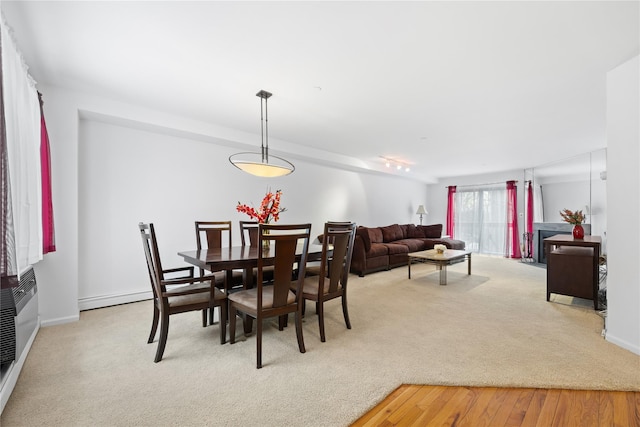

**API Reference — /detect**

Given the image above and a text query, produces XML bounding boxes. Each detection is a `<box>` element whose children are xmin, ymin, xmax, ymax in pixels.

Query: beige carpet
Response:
<box><xmin>2</xmin><ymin>256</ymin><xmax>639</xmax><ymax>426</ymax></box>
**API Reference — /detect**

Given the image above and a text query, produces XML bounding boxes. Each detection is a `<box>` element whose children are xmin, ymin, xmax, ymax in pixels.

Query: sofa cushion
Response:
<box><xmin>356</xmin><ymin>227</ymin><xmax>371</xmax><ymax>252</ymax></box>
<box><xmin>439</xmin><ymin>238</ymin><xmax>465</xmax><ymax>250</ymax></box>
<box><xmin>380</xmin><ymin>224</ymin><xmax>403</xmax><ymax>243</ymax></box>
<box><xmin>383</xmin><ymin>243</ymin><xmax>410</xmax><ymax>255</ymax></box>
<box><xmin>368</xmin><ymin>227</ymin><xmax>384</xmax><ymax>244</ymax></box>
<box><xmin>420</xmin><ymin>239</ymin><xmax>436</xmax><ymax>250</ymax></box>
<box><xmin>368</xmin><ymin>243</ymin><xmax>389</xmax><ymax>257</ymax></box>
<box><xmin>418</xmin><ymin>224</ymin><xmax>442</xmax><ymax>238</ymax></box>
<box><xmin>394</xmin><ymin>238</ymin><xmax>425</xmax><ymax>252</ymax></box>
<box><xmin>407</xmin><ymin>224</ymin><xmax>424</xmax><ymax>238</ymax></box>
<box><xmin>399</xmin><ymin>224</ymin><xmax>410</xmax><ymax>239</ymax></box>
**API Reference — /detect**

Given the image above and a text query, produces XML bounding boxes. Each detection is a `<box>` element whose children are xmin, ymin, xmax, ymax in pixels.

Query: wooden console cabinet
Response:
<box><xmin>544</xmin><ymin>234</ymin><xmax>602</xmax><ymax>310</ymax></box>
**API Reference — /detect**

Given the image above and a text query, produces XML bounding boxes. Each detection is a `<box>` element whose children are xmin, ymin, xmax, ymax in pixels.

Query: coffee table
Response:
<box><xmin>408</xmin><ymin>249</ymin><xmax>472</xmax><ymax>285</ymax></box>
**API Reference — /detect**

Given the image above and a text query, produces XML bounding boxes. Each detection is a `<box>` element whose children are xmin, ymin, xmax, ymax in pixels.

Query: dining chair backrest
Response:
<box><xmin>239</xmin><ymin>221</ymin><xmax>259</xmax><ymax>247</ymax></box>
<box><xmin>319</xmin><ymin>222</ymin><xmax>357</xmax><ymax>294</ymax></box>
<box><xmin>257</xmin><ymin>223</ymin><xmax>312</xmax><ymax>308</ymax></box>
<box><xmin>139</xmin><ymin>222</ymin><xmax>164</xmax><ymax>301</ymax></box>
<box><xmin>195</xmin><ymin>221</ymin><xmax>233</xmax><ymax>250</ymax></box>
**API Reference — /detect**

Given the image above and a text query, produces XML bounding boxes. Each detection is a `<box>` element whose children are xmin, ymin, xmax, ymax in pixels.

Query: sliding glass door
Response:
<box><xmin>455</xmin><ymin>186</ymin><xmax>507</xmax><ymax>255</ymax></box>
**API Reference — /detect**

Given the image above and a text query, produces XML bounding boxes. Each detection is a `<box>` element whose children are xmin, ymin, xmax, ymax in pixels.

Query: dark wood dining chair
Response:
<box><xmin>239</xmin><ymin>220</ymin><xmax>259</xmax><ymax>247</ymax></box>
<box><xmin>228</xmin><ymin>223</ymin><xmax>312</xmax><ymax>368</ymax></box>
<box><xmin>239</xmin><ymin>220</ymin><xmax>275</xmax><ymax>283</ymax></box>
<box><xmin>139</xmin><ymin>222</ymin><xmax>227</xmax><ymax>363</ymax></box>
<box><xmin>195</xmin><ymin>221</ymin><xmax>245</xmax><ymax>325</ymax></box>
<box><xmin>195</xmin><ymin>220</ymin><xmax>244</xmax><ymax>287</ymax></box>
<box><xmin>305</xmin><ymin>221</ymin><xmax>355</xmax><ymax>277</ymax></box>
<box><xmin>296</xmin><ymin>222</ymin><xmax>356</xmax><ymax>342</ymax></box>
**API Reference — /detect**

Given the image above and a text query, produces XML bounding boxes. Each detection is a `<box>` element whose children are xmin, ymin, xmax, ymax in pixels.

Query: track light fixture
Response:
<box><xmin>380</xmin><ymin>156</ymin><xmax>411</xmax><ymax>173</ymax></box>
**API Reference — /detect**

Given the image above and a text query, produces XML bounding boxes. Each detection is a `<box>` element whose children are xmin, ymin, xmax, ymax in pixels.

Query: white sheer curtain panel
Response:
<box><xmin>534</xmin><ymin>184</ymin><xmax>544</xmax><ymax>223</ymax></box>
<box><xmin>1</xmin><ymin>14</ymin><xmax>42</xmax><ymax>271</ymax></box>
<box><xmin>454</xmin><ymin>186</ymin><xmax>507</xmax><ymax>256</ymax></box>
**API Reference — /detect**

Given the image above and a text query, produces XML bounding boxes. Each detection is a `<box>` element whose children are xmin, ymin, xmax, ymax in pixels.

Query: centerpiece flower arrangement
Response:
<box><xmin>560</xmin><ymin>208</ymin><xmax>586</xmax><ymax>239</ymax></box>
<box><xmin>560</xmin><ymin>208</ymin><xmax>586</xmax><ymax>225</ymax></box>
<box><xmin>236</xmin><ymin>189</ymin><xmax>286</xmax><ymax>224</ymax></box>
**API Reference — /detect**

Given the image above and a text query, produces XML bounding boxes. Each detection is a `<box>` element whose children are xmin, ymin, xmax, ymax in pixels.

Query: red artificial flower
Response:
<box><xmin>237</xmin><ymin>189</ymin><xmax>287</xmax><ymax>224</ymax></box>
<box><xmin>559</xmin><ymin>208</ymin><xmax>586</xmax><ymax>225</ymax></box>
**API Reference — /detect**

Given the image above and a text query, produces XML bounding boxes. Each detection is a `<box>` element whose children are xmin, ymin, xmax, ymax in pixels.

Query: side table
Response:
<box><xmin>544</xmin><ymin>234</ymin><xmax>602</xmax><ymax>309</ymax></box>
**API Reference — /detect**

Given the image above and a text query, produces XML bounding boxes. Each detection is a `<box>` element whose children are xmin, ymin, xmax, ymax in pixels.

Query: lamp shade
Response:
<box><xmin>229</xmin><ymin>153</ymin><xmax>295</xmax><ymax>177</ymax></box>
<box><xmin>416</xmin><ymin>205</ymin><xmax>428</xmax><ymax>215</ymax></box>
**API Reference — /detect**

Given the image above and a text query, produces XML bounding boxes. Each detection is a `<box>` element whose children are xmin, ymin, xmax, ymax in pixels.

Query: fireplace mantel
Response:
<box><xmin>533</xmin><ymin>222</ymin><xmax>591</xmax><ymax>263</ymax></box>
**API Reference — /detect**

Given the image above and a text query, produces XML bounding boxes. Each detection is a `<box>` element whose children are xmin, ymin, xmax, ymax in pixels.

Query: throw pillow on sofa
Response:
<box><xmin>418</xmin><ymin>224</ymin><xmax>443</xmax><ymax>238</ymax></box>
<box><xmin>368</xmin><ymin>227</ymin><xmax>384</xmax><ymax>244</ymax></box>
<box><xmin>380</xmin><ymin>224</ymin><xmax>403</xmax><ymax>242</ymax></box>
<box><xmin>407</xmin><ymin>224</ymin><xmax>424</xmax><ymax>238</ymax></box>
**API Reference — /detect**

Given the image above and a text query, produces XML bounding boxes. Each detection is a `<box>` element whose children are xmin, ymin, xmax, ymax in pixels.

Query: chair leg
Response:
<box><xmin>209</xmin><ymin>307</ymin><xmax>214</xmax><ymax>326</ymax></box>
<box><xmin>202</xmin><ymin>309</ymin><xmax>207</xmax><ymax>327</ymax></box>
<box><xmin>154</xmin><ymin>312</ymin><xmax>170</xmax><ymax>363</ymax></box>
<box><xmin>278</xmin><ymin>315</ymin><xmax>287</xmax><ymax>331</ymax></box>
<box><xmin>219</xmin><ymin>304</ymin><xmax>227</xmax><ymax>345</ymax></box>
<box><xmin>295</xmin><ymin>310</ymin><xmax>306</xmax><ymax>354</ymax></box>
<box><xmin>342</xmin><ymin>294</ymin><xmax>351</xmax><ymax>329</ymax></box>
<box><xmin>229</xmin><ymin>305</ymin><xmax>237</xmax><ymax>344</ymax></box>
<box><xmin>148</xmin><ymin>304</ymin><xmax>159</xmax><ymax>344</ymax></box>
<box><xmin>256</xmin><ymin>318</ymin><xmax>263</xmax><ymax>369</ymax></box>
<box><xmin>318</xmin><ymin>300</ymin><xmax>326</xmax><ymax>342</ymax></box>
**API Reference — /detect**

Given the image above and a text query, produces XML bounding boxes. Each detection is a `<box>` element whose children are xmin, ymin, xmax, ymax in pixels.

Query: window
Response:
<box><xmin>454</xmin><ymin>186</ymin><xmax>507</xmax><ymax>256</ymax></box>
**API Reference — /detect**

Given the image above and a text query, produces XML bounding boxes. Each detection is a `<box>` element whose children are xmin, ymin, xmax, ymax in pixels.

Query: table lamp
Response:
<box><xmin>416</xmin><ymin>205</ymin><xmax>428</xmax><ymax>225</ymax></box>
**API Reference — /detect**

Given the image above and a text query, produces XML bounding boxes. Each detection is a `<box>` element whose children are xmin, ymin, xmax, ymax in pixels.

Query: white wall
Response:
<box><xmin>35</xmin><ymin>86</ymin><xmax>428</xmax><ymax>322</ymax></box>
<box><xmin>32</xmin><ymin>87</ymin><xmax>80</xmax><ymax>325</ymax></box>
<box><xmin>606</xmin><ymin>55</ymin><xmax>640</xmax><ymax>355</ymax></box>
<box><xmin>540</xmin><ymin>180</ymin><xmax>591</xmax><ymax>224</ymax></box>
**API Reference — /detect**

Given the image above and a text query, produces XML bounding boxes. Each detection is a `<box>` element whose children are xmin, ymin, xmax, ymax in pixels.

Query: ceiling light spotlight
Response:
<box><xmin>229</xmin><ymin>90</ymin><xmax>295</xmax><ymax>177</ymax></box>
<box><xmin>380</xmin><ymin>156</ymin><xmax>412</xmax><ymax>173</ymax></box>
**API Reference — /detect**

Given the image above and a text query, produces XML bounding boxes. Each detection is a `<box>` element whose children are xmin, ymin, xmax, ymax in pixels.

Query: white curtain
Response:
<box><xmin>534</xmin><ymin>184</ymin><xmax>544</xmax><ymax>223</ymax></box>
<box><xmin>454</xmin><ymin>185</ymin><xmax>507</xmax><ymax>256</ymax></box>
<box><xmin>1</xmin><ymin>14</ymin><xmax>42</xmax><ymax>271</ymax></box>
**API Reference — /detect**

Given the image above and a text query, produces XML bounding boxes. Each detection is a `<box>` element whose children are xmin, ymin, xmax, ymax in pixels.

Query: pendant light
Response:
<box><xmin>229</xmin><ymin>90</ymin><xmax>295</xmax><ymax>177</ymax></box>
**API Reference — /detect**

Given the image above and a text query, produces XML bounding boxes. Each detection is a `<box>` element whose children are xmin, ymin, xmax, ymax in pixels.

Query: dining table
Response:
<box><xmin>177</xmin><ymin>243</ymin><xmax>327</xmax><ymax>333</ymax></box>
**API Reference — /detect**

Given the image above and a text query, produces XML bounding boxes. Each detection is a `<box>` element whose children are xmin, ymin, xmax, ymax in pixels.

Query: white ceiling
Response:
<box><xmin>2</xmin><ymin>1</ymin><xmax>638</xmax><ymax>182</ymax></box>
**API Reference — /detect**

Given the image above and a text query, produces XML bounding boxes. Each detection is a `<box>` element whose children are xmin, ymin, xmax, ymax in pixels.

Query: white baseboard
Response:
<box><xmin>40</xmin><ymin>314</ymin><xmax>80</xmax><ymax>327</ymax></box>
<box><xmin>0</xmin><ymin>318</ymin><xmax>40</xmax><ymax>415</ymax></box>
<box><xmin>78</xmin><ymin>290</ymin><xmax>152</xmax><ymax>311</ymax></box>
<box><xmin>605</xmin><ymin>333</ymin><xmax>640</xmax><ymax>355</ymax></box>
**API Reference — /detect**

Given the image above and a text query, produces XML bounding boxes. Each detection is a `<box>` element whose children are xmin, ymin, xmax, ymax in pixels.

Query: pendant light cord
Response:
<box><xmin>260</xmin><ymin>94</ymin><xmax>269</xmax><ymax>164</ymax></box>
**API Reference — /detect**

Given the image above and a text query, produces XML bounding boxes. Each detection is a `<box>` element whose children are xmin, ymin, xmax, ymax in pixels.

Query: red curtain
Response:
<box><xmin>446</xmin><ymin>186</ymin><xmax>456</xmax><ymax>238</ymax></box>
<box><xmin>39</xmin><ymin>93</ymin><xmax>55</xmax><ymax>254</ymax></box>
<box><xmin>506</xmin><ymin>181</ymin><xmax>521</xmax><ymax>259</ymax></box>
<box><xmin>526</xmin><ymin>181</ymin><xmax>534</xmax><ymax>257</ymax></box>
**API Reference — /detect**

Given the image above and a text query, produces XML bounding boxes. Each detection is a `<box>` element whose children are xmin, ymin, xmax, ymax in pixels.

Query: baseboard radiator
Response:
<box><xmin>1</xmin><ymin>266</ymin><xmax>39</xmax><ymax>414</ymax></box>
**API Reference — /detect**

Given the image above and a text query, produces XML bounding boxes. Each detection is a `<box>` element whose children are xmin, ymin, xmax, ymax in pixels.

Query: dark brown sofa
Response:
<box><xmin>350</xmin><ymin>223</ymin><xmax>465</xmax><ymax>277</ymax></box>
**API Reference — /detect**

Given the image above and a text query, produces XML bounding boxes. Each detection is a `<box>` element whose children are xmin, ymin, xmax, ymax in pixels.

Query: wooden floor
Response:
<box><xmin>350</xmin><ymin>384</ymin><xmax>640</xmax><ymax>427</ymax></box>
